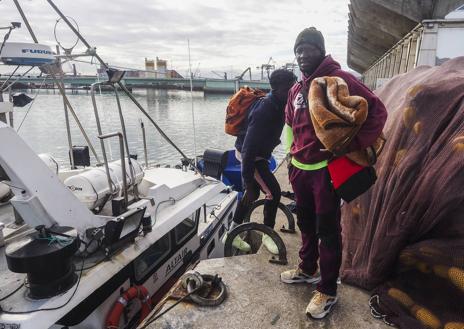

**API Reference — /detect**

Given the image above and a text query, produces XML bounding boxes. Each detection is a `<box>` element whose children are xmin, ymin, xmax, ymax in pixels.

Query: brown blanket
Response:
<box><xmin>309</xmin><ymin>76</ymin><xmax>385</xmax><ymax>166</ymax></box>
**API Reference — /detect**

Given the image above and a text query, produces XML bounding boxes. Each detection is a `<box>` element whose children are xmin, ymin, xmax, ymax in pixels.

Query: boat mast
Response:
<box><xmin>187</xmin><ymin>39</ymin><xmax>198</xmax><ymax>166</ymax></box>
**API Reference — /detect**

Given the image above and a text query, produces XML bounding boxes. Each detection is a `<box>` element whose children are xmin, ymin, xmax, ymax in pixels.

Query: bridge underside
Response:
<box><xmin>348</xmin><ymin>0</ymin><xmax>464</xmax><ymax>73</ymax></box>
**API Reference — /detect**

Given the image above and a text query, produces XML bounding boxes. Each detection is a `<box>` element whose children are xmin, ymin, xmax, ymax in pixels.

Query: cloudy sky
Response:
<box><xmin>0</xmin><ymin>0</ymin><xmax>350</xmax><ymax>77</ymax></box>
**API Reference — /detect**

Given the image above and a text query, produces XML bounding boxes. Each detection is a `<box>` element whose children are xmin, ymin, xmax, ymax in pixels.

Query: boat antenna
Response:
<box><xmin>54</xmin><ymin>16</ymin><xmax>80</xmax><ymax>55</ymax></box>
<box><xmin>187</xmin><ymin>39</ymin><xmax>198</xmax><ymax>166</ymax></box>
<box><xmin>46</xmin><ymin>0</ymin><xmax>205</xmax><ymax>178</ymax></box>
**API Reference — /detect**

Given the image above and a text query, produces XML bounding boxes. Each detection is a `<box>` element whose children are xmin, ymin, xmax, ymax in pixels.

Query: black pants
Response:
<box><xmin>232</xmin><ymin>159</ymin><xmax>281</xmax><ymax>228</ymax></box>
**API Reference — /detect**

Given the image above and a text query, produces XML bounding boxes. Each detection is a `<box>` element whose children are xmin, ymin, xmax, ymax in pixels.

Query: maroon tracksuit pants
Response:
<box><xmin>289</xmin><ymin>165</ymin><xmax>342</xmax><ymax>296</ymax></box>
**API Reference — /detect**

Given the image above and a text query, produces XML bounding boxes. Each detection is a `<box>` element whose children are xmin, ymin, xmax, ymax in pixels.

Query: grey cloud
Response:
<box><xmin>0</xmin><ymin>0</ymin><xmax>350</xmax><ymax>74</ymax></box>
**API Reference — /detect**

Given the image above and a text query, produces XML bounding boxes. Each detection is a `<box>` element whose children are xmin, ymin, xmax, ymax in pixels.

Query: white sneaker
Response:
<box><xmin>262</xmin><ymin>234</ymin><xmax>279</xmax><ymax>255</ymax></box>
<box><xmin>306</xmin><ymin>290</ymin><xmax>338</xmax><ymax>319</ymax></box>
<box><xmin>280</xmin><ymin>268</ymin><xmax>321</xmax><ymax>284</ymax></box>
<box><xmin>222</xmin><ymin>233</ymin><xmax>251</xmax><ymax>252</ymax></box>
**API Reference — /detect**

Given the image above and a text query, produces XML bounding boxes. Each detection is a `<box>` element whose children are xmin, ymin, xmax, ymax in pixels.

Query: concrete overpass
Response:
<box><xmin>348</xmin><ymin>0</ymin><xmax>464</xmax><ymax>73</ymax></box>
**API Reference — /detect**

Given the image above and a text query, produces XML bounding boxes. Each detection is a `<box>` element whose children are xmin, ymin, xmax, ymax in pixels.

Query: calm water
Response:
<box><xmin>12</xmin><ymin>89</ymin><xmax>285</xmax><ymax>167</ymax></box>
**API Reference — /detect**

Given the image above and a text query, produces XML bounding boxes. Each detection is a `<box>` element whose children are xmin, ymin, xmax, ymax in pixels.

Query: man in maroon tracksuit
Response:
<box><xmin>280</xmin><ymin>27</ymin><xmax>387</xmax><ymax>319</ymax></box>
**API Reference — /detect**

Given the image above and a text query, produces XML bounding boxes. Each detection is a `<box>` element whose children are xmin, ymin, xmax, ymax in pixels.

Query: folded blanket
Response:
<box><xmin>309</xmin><ymin>76</ymin><xmax>385</xmax><ymax>166</ymax></box>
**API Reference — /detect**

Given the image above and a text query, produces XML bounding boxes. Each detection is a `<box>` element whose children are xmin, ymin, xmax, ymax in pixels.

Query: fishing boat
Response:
<box><xmin>0</xmin><ymin>2</ymin><xmax>238</xmax><ymax>328</ymax></box>
<box><xmin>0</xmin><ymin>128</ymin><xmax>237</xmax><ymax>329</ymax></box>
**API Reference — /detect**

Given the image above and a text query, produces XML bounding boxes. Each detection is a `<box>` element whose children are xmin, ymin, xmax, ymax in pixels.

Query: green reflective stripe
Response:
<box><xmin>291</xmin><ymin>157</ymin><xmax>328</xmax><ymax>170</ymax></box>
<box><xmin>283</xmin><ymin>124</ymin><xmax>293</xmax><ymax>154</ymax></box>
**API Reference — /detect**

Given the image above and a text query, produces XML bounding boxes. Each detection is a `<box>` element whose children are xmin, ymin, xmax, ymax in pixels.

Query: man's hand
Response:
<box><xmin>285</xmin><ymin>153</ymin><xmax>292</xmax><ymax>169</ymax></box>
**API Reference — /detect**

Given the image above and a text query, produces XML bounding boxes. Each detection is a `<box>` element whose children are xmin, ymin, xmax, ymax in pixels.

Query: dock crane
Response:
<box><xmin>235</xmin><ymin>67</ymin><xmax>252</xmax><ymax>81</ymax></box>
<box><xmin>257</xmin><ymin>57</ymin><xmax>275</xmax><ymax>80</ymax></box>
<box><xmin>211</xmin><ymin>71</ymin><xmax>228</xmax><ymax>80</ymax></box>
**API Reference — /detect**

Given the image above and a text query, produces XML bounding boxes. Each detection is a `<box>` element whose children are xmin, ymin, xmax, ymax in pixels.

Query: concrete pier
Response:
<box><xmin>0</xmin><ymin>76</ymin><xmax>271</xmax><ymax>94</ymax></box>
<box><xmin>141</xmin><ymin>166</ymin><xmax>392</xmax><ymax>329</ymax></box>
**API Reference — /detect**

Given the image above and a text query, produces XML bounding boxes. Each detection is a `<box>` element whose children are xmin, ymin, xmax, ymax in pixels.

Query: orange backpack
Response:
<box><xmin>225</xmin><ymin>87</ymin><xmax>266</xmax><ymax>136</ymax></box>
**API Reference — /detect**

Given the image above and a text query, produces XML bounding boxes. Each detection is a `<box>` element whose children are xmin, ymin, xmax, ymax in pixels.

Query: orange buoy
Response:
<box><xmin>105</xmin><ymin>285</ymin><xmax>152</xmax><ymax>329</ymax></box>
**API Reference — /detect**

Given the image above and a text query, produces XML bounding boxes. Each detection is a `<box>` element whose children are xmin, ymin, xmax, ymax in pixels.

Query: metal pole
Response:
<box><xmin>1</xmin><ymin>66</ymin><xmax>34</xmax><ymax>101</ymax></box>
<box><xmin>203</xmin><ymin>204</ymin><xmax>207</xmax><ymax>224</ymax></box>
<box><xmin>56</xmin><ymin>46</ymin><xmax>75</xmax><ymax>168</ymax></box>
<box><xmin>113</xmin><ymin>86</ymin><xmax>136</xmax><ymax>195</ymax></box>
<box><xmin>113</xmin><ymin>87</ymin><xmax>131</xmax><ymax>165</ymax></box>
<box><xmin>95</xmin><ymin>69</ymin><xmax>113</xmax><ymax>160</ymax></box>
<box><xmin>47</xmin><ymin>70</ymin><xmax>101</xmax><ymax>162</ymax></box>
<box><xmin>187</xmin><ymin>39</ymin><xmax>198</xmax><ymax>166</ymax></box>
<box><xmin>98</xmin><ymin>132</ymin><xmax>128</xmax><ymax>208</ymax></box>
<box><xmin>0</xmin><ymin>92</ymin><xmax>4</xmax><ymax>125</ymax></box>
<box><xmin>90</xmin><ymin>82</ymin><xmax>113</xmax><ymax>193</ymax></box>
<box><xmin>0</xmin><ymin>66</ymin><xmax>20</xmax><ymax>91</ymax></box>
<box><xmin>12</xmin><ymin>0</ymin><xmax>39</xmax><ymax>43</ymax></box>
<box><xmin>140</xmin><ymin>120</ymin><xmax>148</xmax><ymax>168</ymax></box>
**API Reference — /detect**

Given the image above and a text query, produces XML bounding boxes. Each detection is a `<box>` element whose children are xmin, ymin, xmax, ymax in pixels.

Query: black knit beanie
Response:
<box><xmin>269</xmin><ymin>69</ymin><xmax>297</xmax><ymax>90</ymax></box>
<box><xmin>294</xmin><ymin>27</ymin><xmax>325</xmax><ymax>55</ymax></box>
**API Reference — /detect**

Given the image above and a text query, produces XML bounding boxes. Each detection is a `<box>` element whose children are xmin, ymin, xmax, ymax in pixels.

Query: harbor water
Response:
<box><xmin>12</xmin><ymin>89</ymin><xmax>286</xmax><ymax>168</ymax></box>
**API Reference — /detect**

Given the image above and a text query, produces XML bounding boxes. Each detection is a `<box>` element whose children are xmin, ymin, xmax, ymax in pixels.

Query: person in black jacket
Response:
<box><xmin>224</xmin><ymin>69</ymin><xmax>296</xmax><ymax>254</ymax></box>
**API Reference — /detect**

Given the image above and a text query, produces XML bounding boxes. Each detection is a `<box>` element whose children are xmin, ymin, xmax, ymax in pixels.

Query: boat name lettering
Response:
<box><xmin>152</xmin><ymin>271</ymin><xmax>158</xmax><ymax>284</ymax></box>
<box><xmin>165</xmin><ymin>248</ymin><xmax>189</xmax><ymax>276</ymax></box>
<box><xmin>67</xmin><ymin>185</ymin><xmax>83</xmax><ymax>191</ymax></box>
<box><xmin>21</xmin><ymin>49</ymin><xmax>52</xmax><ymax>55</ymax></box>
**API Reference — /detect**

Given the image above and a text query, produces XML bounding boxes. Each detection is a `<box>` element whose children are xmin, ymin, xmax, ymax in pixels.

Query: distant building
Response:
<box><xmin>144</xmin><ymin>57</ymin><xmax>171</xmax><ymax>78</ymax></box>
<box><xmin>144</xmin><ymin>58</ymin><xmax>156</xmax><ymax>78</ymax></box>
<box><xmin>95</xmin><ymin>59</ymin><xmax>181</xmax><ymax>80</ymax></box>
<box><xmin>156</xmin><ymin>57</ymin><xmax>167</xmax><ymax>78</ymax></box>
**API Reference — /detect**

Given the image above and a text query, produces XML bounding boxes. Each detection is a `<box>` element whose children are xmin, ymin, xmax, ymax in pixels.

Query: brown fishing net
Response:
<box><xmin>340</xmin><ymin>57</ymin><xmax>464</xmax><ymax>329</ymax></box>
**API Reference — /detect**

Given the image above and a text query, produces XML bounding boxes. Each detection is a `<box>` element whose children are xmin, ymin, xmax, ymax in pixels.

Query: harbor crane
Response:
<box><xmin>235</xmin><ymin>67</ymin><xmax>252</xmax><ymax>81</ymax></box>
<box><xmin>257</xmin><ymin>57</ymin><xmax>275</xmax><ymax>80</ymax></box>
<box><xmin>211</xmin><ymin>70</ymin><xmax>228</xmax><ymax>80</ymax></box>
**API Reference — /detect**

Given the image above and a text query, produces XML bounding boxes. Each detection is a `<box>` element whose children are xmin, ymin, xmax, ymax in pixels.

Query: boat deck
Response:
<box><xmin>142</xmin><ymin>165</ymin><xmax>392</xmax><ymax>329</ymax></box>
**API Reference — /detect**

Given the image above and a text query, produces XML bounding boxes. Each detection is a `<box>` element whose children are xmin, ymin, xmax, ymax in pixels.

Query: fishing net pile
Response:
<box><xmin>340</xmin><ymin>57</ymin><xmax>464</xmax><ymax>329</ymax></box>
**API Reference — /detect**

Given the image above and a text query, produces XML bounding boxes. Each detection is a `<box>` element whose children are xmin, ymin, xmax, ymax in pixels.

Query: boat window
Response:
<box><xmin>207</xmin><ymin>239</ymin><xmax>215</xmax><ymax>257</ymax></box>
<box><xmin>133</xmin><ymin>233</ymin><xmax>171</xmax><ymax>282</ymax></box>
<box><xmin>219</xmin><ymin>224</ymin><xmax>226</xmax><ymax>239</ymax></box>
<box><xmin>174</xmin><ymin>210</ymin><xmax>200</xmax><ymax>245</ymax></box>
